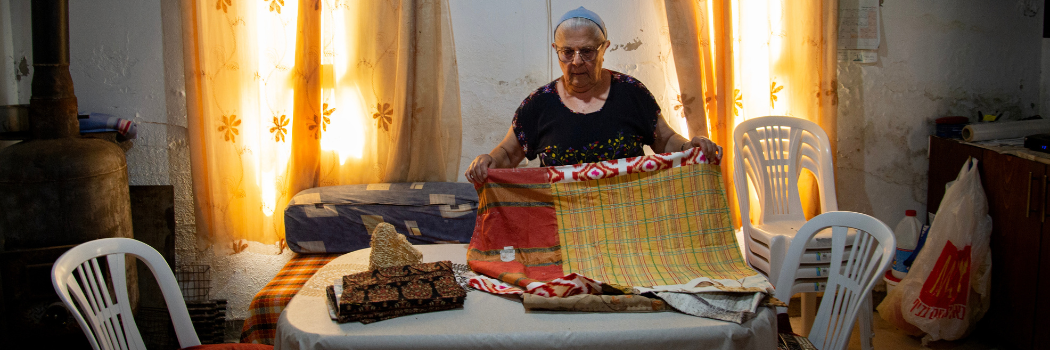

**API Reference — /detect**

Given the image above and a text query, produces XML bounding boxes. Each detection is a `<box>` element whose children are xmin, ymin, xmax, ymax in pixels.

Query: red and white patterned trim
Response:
<box><xmin>468</xmin><ymin>273</ymin><xmax>607</xmax><ymax>298</ymax></box>
<box><xmin>524</xmin><ymin>273</ymin><xmax>604</xmax><ymax>297</ymax></box>
<box><xmin>468</xmin><ymin>275</ymin><xmax>525</xmax><ymax>295</ymax></box>
<box><xmin>546</xmin><ymin>148</ymin><xmax>708</xmax><ymax>184</ymax></box>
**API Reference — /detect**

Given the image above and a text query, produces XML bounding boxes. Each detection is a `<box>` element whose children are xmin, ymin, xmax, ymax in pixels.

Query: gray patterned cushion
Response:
<box><xmin>285</xmin><ymin>182</ymin><xmax>477</xmax><ymax>253</ymax></box>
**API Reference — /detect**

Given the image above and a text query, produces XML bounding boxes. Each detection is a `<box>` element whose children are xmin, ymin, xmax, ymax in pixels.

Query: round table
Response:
<box><xmin>275</xmin><ymin>244</ymin><xmax>776</xmax><ymax>350</ymax></box>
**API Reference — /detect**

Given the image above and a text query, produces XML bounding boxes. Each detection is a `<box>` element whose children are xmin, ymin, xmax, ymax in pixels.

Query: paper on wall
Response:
<box><xmin>838</xmin><ymin>0</ymin><xmax>880</xmax><ymax>50</ymax></box>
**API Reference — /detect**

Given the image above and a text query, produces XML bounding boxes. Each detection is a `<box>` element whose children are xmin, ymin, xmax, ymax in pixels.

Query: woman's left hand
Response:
<box><xmin>684</xmin><ymin>136</ymin><xmax>722</xmax><ymax>165</ymax></box>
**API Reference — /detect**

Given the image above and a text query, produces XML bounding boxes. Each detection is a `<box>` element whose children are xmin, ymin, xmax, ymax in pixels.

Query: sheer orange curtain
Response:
<box><xmin>665</xmin><ymin>0</ymin><xmax>838</xmax><ymax>225</ymax></box>
<box><xmin>181</xmin><ymin>0</ymin><xmax>462</xmax><ymax>245</ymax></box>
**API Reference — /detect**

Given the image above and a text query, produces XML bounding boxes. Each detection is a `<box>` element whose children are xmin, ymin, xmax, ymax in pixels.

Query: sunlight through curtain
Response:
<box><xmin>181</xmin><ymin>0</ymin><xmax>461</xmax><ymax>245</ymax></box>
<box><xmin>665</xmin><ymin>0</ymin><xmax>838</xmax><ymax>225</ymax></box>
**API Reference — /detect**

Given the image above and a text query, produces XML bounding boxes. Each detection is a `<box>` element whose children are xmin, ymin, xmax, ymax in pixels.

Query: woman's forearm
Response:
<box><xmin>663</xmin><ymin>134</ymin><xmax>690</xmax><ymax>153</ymax></box>
<box><xmin>487</xmin><ymin>145</ymin><xmax>522</xmax><ymax>168</ymax></box>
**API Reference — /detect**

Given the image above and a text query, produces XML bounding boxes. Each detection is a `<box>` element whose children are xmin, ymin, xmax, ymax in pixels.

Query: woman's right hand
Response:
<box><xmin>465</xmin><ymin>154</ymin><xmax>494</xmax><ymax>184</ymax></box>
<box><xmin>467</xmin><ymin>127</ymin><xmax>527</xmax><ymax>184</ymax></box>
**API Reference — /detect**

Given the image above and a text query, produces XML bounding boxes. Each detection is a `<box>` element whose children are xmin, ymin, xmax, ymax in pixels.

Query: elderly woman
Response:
<box><xmin>466</xmin><ymin>7</ymin><xmax>722</xmax><ymax>183</ymax></box>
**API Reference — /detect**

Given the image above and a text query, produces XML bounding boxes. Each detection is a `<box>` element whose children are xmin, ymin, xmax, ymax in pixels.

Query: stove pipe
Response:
<box><xmin>28</xmin><ymin>0</ymin><xmax>79</xmax><ymax>139</ymax></box>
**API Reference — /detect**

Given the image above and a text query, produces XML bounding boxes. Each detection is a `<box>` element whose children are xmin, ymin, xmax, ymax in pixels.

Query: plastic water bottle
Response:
<box><xmin>891</xmin><ymin>210</ymin><xmax>921</xmax><ymax>279</ymax></box>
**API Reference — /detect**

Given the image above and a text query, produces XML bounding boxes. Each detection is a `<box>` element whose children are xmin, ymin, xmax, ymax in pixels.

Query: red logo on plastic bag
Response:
<box><xmin>909</xmin><ymin>240</ymin><xmax>971</xmax><ymax>320</ymax></box>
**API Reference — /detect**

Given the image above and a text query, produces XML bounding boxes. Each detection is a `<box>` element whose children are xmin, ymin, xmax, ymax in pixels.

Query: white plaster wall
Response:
<box><xmin>1</xmin><ymin>0</ymin><xmax>31</xmax><ymax>107</ymax></box>
<box><xmin>68</xmin><ymin>0</ymin><xmax>169</xmax><ymax>185</ymax></box>
<box><xmin>452</xmin><ymin>0</ymin><xmax>548</xmax><ymax>170</ymax></box>
<box><xmin>64</xmin><ymin>0</ymin><xmax>215</xmax><ymax>308</ymax></box>
<box><xmin>159</xmin><ymin>0</ymin><xmax>198</xmax><ymax>268</ymax></box>
<box><xmin>0</xmin><ymin>0</ymin><xmax>31</xmax><ymax>152</ymax></box>
<box><xmin>836</xmin><ymin>0</ymin><xmax>1043</xmax><ymax>228</ymax></box>
<box><xmin>0</xmin><ymin>0</ymin><xmax>19</xmax><ymax>105</ymax></box>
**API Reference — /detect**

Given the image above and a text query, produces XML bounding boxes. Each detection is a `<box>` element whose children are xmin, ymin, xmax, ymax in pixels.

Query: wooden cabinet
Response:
<box><xmin>927</xmin><ymin>136</ymin><xmax>1049</xmax><ymax>349</ymax></box>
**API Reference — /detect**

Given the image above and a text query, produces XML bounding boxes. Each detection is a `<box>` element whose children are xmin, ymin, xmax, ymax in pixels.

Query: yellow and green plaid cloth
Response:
<box><xmin>468</xmin><ymin>148</ymin><xmax>762</xmax><ymax>291</ymax></box>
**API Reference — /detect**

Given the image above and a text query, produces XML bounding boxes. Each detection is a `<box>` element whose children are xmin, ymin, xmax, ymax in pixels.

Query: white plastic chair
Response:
<box><xmin>51</xmin><ymin>238</ymin><xmax>201</xmax><ymax>350</ymax></box>
<box><xmin>733</xmin><ymin>116</ymin><xmax>874</xmax><ymax>346</ymax></box>
<box><xmin>774</xmin><ymin>211</ymin><xmax>895</xmax><ymax>350</ymax></box>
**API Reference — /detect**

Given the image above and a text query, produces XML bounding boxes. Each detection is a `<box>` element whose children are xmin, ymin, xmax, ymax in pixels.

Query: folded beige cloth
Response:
<box><xmin>522</xmin><ymin>294</ymin><xmax>668</xmax><ymax>312</ymax></box>
<box><xmin>368</xmin><ymin>222</ymin><xmax>423</xmax><ymax>270</ymax></box>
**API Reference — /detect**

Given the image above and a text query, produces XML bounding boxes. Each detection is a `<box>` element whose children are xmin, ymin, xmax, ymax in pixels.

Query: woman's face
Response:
<box><xmin>553</xmin><ymin>26</ymin><xmax>608</xmax><ymax>93</ymax></box>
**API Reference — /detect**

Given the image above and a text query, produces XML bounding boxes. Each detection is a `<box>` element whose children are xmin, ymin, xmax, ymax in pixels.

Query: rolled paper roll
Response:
<box><xmin>961</xmin><ymin>120</ymin><xmax>1050</xmax><ymax>142</ymax></box>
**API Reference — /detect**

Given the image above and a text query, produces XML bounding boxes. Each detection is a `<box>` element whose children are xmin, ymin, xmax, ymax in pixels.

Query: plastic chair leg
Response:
<box><xmin>859</xmin><ymin>296</ymin><xmax>874</xmax><ymax>350</ymax></box>
<box><xmin>801</xmin><ymin>292</ymin><xmax>874</xmax><ymax>349</ymax></box>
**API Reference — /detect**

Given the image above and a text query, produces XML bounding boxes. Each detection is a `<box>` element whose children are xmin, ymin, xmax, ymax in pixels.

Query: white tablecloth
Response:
<box><xmin>275</xmin><ymin>244</ymin><xmax>776</xmax><ymax>350</ymax></box>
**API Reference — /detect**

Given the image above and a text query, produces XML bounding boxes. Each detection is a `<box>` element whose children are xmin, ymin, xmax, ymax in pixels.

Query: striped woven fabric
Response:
<box><xmin>467</xmin><ymin>148</ymin><xmax>757</xmax><ymax>290</ymax></box>
<box><xmin>240</xmin><ymin>254</ymin><xmax>338</xmax><ymax>344</ymax></box>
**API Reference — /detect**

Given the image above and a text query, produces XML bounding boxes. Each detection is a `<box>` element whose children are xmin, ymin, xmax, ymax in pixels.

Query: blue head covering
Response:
<box><xmin>554</xmin><ymin>6</ymin><xmax>606</xmax><ymax>38</ymax></box>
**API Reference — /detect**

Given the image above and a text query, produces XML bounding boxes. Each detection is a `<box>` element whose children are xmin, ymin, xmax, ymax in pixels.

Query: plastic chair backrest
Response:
<box><xmin>733</xmin><ymin>116</ymin><xmax>837</xmax><ymax>226</ymax></box>
<box><xmin>51</xmin><ymin>238</ymin><xmax>201</xmax><ymax>350</ymax></box>
<box><xmin>773</xmin><ymin>212</ymin><xmax>895</xmax><ymax>350</ymax></box>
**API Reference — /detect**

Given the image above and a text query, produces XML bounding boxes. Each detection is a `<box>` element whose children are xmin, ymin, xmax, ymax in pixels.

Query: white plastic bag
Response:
<box><xmin>880</xmin><ymin>157</ymin><xmax>992</xmax><ymax>342</ymax></box>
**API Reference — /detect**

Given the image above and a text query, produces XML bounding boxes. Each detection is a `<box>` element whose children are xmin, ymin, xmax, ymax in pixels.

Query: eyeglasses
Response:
<box><xmin>556</xmin><ymin>46</ymin><xmax>600</xmax><ymax>63</ymax></box>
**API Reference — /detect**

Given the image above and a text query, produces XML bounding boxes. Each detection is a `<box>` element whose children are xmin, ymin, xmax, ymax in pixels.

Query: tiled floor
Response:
<box><xmin>789</xmin><ymin>312</ymin><xmax>1003</xmax><ymax>350</ymax></box>
<box><xmin>787</xmin><ymin>292</ymin><xmax>1004</xmax><ymax>350</ymax></box>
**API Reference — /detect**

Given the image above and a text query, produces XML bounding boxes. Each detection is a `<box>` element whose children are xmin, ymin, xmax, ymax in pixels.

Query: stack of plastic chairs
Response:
<box><xmin>733</xmin><ymin>116</ymin><xmax>874</xmax><ymax>349</ymax></box>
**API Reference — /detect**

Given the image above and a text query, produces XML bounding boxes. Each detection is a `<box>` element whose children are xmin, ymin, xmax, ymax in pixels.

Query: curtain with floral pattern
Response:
<box><xmin>181</xmin><ymin>0</ymin><xmax>461</xmax><ymax>245</ymax></box>
<box><xmin>665</xmin><ymin>0</ymin><xmax>838</xmax><ymax>225</ymax></box>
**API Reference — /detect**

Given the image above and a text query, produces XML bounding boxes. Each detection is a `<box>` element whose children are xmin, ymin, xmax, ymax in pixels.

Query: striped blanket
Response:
<box><xmin>240</xmin><ymin>254</ymin><xmax>338</xmax><ymax>344</ymax></box>
<box><xmin>467</xmin><ymin>148</ymin><xmax>766</xmax><ymax>293</ymax></box>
